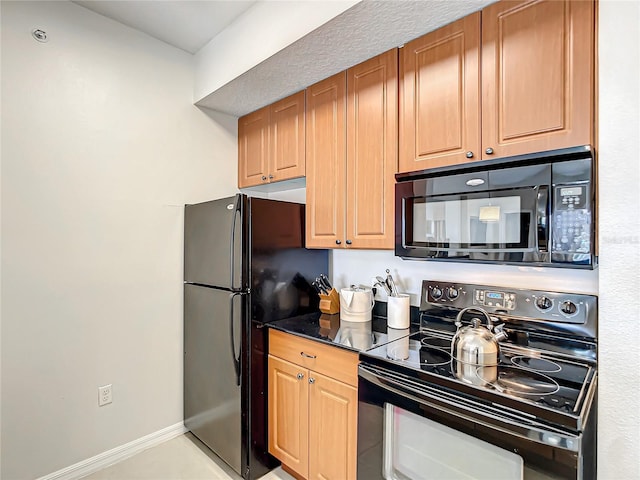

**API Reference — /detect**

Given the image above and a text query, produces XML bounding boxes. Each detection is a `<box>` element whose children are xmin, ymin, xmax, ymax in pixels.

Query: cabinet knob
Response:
<box><xmin>308</xmin><ymin>377</ymin><xmax>315</xmax><ymax>384</ymax></box>
<box><xmin>485</xmin><ymin>147</ymin><xmax>494</xmax><ymax>155</ymax></box>
<box><xmin>269</xmin><ymin>174</ymin><xmax>274</xmax><ymax>179</ymax></box>
<box><xmin>466</xmin><ymin>151</ymin><xmax>474</xmax><ymax>159</ymax></box>
<box><xmin>261</xmin><ymin>175</ymin><xmax>267</xmax><ymax>181</ymax></box>
<box><xmin>335</xmin><ymin>240</ymin><xmax>342</xmax><ymax>245</ymax></box>
<box><xmin>296</xmin><ymin>373</ymin><xmax>304</xmax><ymax>380</ymax></box>
<box><xmin>346</xmin><ymin>240</ymin><xmax>352</xmax><ymax>245</ymax></box>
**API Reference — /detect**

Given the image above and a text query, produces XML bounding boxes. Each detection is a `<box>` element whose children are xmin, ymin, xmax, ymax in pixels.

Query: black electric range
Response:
<box><xmin>360</xmin><ymin>281</ymin><xmax>598</xmax><ymax>433</ymax></box>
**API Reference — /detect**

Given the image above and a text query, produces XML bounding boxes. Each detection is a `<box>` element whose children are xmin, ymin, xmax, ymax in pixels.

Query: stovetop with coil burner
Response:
<box><xmin>360</xmin><ymin>281</ymin><xmax>598</xmax><ymax>432</ymax></box>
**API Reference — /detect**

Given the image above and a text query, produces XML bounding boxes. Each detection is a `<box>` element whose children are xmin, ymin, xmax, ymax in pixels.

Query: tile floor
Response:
<box><xmin>81</xmin><ymin>433</ymin><xmax>295</xmax><ymax>480</ymax></box>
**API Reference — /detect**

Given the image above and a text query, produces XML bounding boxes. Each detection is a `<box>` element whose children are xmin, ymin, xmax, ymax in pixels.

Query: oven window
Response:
<box><xmin>412</xmin><ymin>195</ymin><xmax>525</xmax><ymax>248</ymax></box>
<box><xmin>382</xmin><ymin>404</ymin><xmax>523</xmax><ymax>480</ymax></box>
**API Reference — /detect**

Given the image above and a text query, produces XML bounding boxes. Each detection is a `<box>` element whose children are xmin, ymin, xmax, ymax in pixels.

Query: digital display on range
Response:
<box><xmin>474</xmin><ymin>289</ymin><xmax>515</xmax><ymax>309</ymax></box>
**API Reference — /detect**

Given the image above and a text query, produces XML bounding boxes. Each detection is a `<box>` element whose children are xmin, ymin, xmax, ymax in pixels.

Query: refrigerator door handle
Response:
<box><xmin>229</xmin><ymin>291</ymin><xmax>246</xmax><ymax>387</ymax></box>
<box><xmin>230</xmin><ymin>194</ymin><xmax>242</xmax><ymax>291</ymax></box>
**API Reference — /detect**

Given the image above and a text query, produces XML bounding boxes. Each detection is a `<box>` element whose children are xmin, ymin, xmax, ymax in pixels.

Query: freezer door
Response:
<box><xmin>184</xmin><ymin>195</ymin><xmax>245</xmax><ymax>290</ymax></box>
<box><xmin>184</xmin><ymin>284</ymin><xmax>244</xmax><ymax>475</ymax></box>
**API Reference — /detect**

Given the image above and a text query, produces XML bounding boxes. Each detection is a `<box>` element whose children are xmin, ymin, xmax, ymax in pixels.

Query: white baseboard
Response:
<box><xmin>38</xmin><ymin>422</ymin><xmax>188</xmax><ymax>480</ymax></box>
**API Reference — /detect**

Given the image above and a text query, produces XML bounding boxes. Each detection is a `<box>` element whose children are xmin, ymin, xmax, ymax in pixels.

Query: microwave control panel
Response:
<box><xmin>552</xmin><ymin>184</ymin><xmax>592</xmax><ymax>255</ymax></box>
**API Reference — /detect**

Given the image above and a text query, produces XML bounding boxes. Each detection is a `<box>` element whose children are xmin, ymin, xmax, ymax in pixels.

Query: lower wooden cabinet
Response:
<box><xmin>308</xmin><ymin>372</ymin><xmax>358</xmax><ymax>480</ymax></box>
<box><xmin>268</xmin><ymin>330</ymin><xmax>358</xmax><ymax>480</ymax></box>
<box><xmin>268</xmin><ymin>355</ymin><xmax>309</xmax><ymax>476</ymax></box>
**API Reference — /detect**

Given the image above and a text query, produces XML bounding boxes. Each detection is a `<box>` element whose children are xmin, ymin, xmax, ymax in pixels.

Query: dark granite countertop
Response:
<box><xmin>265</xmin><ymin>304</ymin><xmax>420</xmax><ymax>353</ymax></box>
<box><xmin>266</xmin><ymin>313</ymin><xmax>388</xmax><ymax>353</ymax></box>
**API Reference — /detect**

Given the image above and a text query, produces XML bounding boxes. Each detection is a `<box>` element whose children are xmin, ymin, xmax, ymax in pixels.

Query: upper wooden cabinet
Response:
<box><xmin>399</xmin><ymin>13</ymin><xmax>481</xmax><ymax>172</ymax></box>
<box><xmin>306</xmin><ymin>49</ymin><xmax>398</xmax><ymax>249</ymax></box>
<box><xmin>238</xmin><ymin>91</ymin><xmax>305</xmax><ymax>188</ymax></box>
<box><xmin>481</xmin><ymin>0</ymin><xmax>595</xmax><ymax>159</ymax></box>
<box><xmin>305</xmin><ymin>72</ymin><xmax>347</xmax><ymax>248</ymax></box>
<box><xmin>238</xmin><ymin>106</ymin><xmax>270</xmax><ymax>187</ymax></box>
<box><xmin>399</xmin><ymin>0</ymin><xmax>595</xmax><ymax>172</ymax></box>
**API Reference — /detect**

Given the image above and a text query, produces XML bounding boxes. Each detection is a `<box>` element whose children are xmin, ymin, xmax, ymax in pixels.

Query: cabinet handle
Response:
<box><xmin>261</xmin><ymin>175</ymin><xmax>267</xmax><ymax>181</ymax></box>
<box><xmin>309</xmin><ymin>377</ymin><xmax>315</xmax><ymax>384</ymax></box>
<box><xmin>485</xmin><ymin>147</ymin><xmax>494</xmax><ymax>155</ymax></box>
<box><xmin>269</xmin><ymin>174</ymin><xmax>274</xmax><ymax>179</ymax></box>
<box><xmin>466</xmin><ymin>151</ymin><xmax>474</xmax><ymax>159</ymax></box>
<box><xmin>296</xmin><ymin>373</ymin><xmax>304</xmax><ymax>380</ymax></box>
<box><xmin>346</xmin><ymin>240</ymin><xmax>352</xmax><ymax>245</ymax></box>
<box><xmin>300</xmin><ymin>351</ymin><xmax>317</xmax><ymax>359</ymax></box>
<box><xmin>335</xmin><ymin>240</ymin><xmax>342</xmax><ymax>245</ymax></box>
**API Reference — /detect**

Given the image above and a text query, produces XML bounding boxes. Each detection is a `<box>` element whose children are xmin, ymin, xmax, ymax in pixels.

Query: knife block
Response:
<box><xmin>319</xmin><ymin>288</ymin><xmax>340</xmax><ymax>314</ymax></box>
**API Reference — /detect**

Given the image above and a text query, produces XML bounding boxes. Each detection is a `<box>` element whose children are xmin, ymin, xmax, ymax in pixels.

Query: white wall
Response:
<box><xmin>596</xmin><ymin>1</ymin><xmax>640</xmax><ymax>479</ymax></box>
<box><xmin>0</xmin><ymin>2</ymin><xmax>238</xmax><ymax>479</ymax></box>
<box><xmin>193</xmin><ymin>0</ymin><xmax>358</xmax><ymax>103</ymax></box>
<box><xmin>332</xmin><ymin>250</ymin><xmax>598</xmax><ymax>304</ymax></box>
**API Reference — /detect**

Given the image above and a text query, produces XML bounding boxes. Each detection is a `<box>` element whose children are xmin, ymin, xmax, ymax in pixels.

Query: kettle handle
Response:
<box><xmin>455</xmin><ymin>307</ymin><xmax>492</xmax><ymax>329</ymax></box>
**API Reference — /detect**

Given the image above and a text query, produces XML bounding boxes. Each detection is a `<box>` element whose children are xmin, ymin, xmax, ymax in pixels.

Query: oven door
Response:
<box><xmin>395</xmin><ymin>164</ymin><xmax>551</xmax><ymax>264</ymax></box>
<box><xmin>357</xmin><ymin>364</ymin><xmax>595</xmax><ymax>480</ymax></box>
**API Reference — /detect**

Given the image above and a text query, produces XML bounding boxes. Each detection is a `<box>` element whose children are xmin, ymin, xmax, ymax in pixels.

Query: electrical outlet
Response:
<box><xmin>98</xmin><ymin>384</ymin><xmax>112</xmax><ymax>406</ymax></box>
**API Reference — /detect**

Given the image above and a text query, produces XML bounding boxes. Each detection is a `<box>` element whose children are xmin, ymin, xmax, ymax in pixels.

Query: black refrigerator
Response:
<box><xmin>184</xmin><ymin>194</ymin><xmax>328</xmax><ymax>479</ymax></box>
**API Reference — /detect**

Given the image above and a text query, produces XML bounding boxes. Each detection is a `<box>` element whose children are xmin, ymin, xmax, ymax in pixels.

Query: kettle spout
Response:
<box><xmin>493</xmin><ymin>323</ymin><xmax>509</xmax><ymax>342</ymax></box>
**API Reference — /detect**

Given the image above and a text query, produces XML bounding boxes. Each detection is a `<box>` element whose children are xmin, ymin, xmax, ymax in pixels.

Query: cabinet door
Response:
<box><xmin>305</xmin><ymin>72</ymin><xmax>347</xmax><ymax>248</ymax></box>
<box><xmin>270</xmin><ymin>91</ymin><xmax>306</xmax><ymax>183</ymax></box>
<box><xmin>238</xmin><ymin>106</ymin><xmax>270</xmax><ymax>188</ymax></box>
<box><xmin>399</xmin><ymin>13</ymin><xmax>481</xmax><ymax>172</ymax></box>
<box><xmin>268</xmin><ymin>355</ymin><xmax>309</xmax><ymax>478</ymax></box>
<box><xmin>481</xmin><ymin>0</ymin><xmax>595</xmax><ymax>159</ymax></box>
<box><xmin>346</xmin><ymin>49</ymin><xmax>398</xmax><ymax>249</ymax></box>
<box><xmin>308</xmin><ymin>372</ymin><xmax>358</xmax><ymax>480</ymax></box>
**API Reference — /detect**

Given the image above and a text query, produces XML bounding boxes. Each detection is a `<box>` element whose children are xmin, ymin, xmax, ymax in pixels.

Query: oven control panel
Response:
<box><xmin>474</xmin><ymin>290</ymin><xmax>516</xmax><ymax>310</ymax></box>
<box><xmin>420</xmin><ymin>280</ymin><xmax>597</xmax><ymax>326</ymax></box>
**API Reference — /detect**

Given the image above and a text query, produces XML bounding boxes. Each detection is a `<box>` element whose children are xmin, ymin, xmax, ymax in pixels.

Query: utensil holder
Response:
<box><xmin>387</xmin><ymin>294</ymin><xmax>410</xmax><ymax>329</ymax></box>
<box><xmin>319</xmin><ymin>288</ymin><xmax>340</xmax><ymax>314</ymax></box>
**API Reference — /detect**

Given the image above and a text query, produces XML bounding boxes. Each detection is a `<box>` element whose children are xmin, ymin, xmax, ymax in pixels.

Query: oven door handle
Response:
<box><xmin>359</xmin><ymin>365</ymin><xmax>581</xmax><ymax>452</ymax></box>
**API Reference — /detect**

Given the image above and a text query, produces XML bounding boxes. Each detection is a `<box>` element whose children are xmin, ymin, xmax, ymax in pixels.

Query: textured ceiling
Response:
<box><xmin>72</xmin><ymin>0</ymin><xmax>257</xmax><ymax>54</ymax></box>
<box><xmin>196</xmin><ymin>0</ymin><xmax>497</xmax><ymax>116</ymax></box>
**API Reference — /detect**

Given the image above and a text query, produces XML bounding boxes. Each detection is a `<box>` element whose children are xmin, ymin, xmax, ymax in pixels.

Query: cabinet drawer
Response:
<box><xmin>269</xmin><ymin>329</ymin><xmax>358</xmax><ymax>387</ymax></box>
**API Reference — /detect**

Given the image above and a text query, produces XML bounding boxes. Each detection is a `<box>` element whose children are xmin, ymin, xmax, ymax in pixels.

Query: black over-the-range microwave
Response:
<box><xmin>395</xmin><ymin>146</ymin><xmax>597</xmax><ymax>268</ymax></box>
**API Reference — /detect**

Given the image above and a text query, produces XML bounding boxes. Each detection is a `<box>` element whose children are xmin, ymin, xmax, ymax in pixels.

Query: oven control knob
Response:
<box><xmin>535</xmin><ymin>296</ymin><xmax>553</xmax><ymax>311</ymax></box>
<box><xmin>446</xmin><ymin>287</ymin><xmax>459</xmax><ymax>300</ymax></box>
<box><xmin>431</xmin><ymin>286</ymin><xmax>443</xmax><ymax>300</ymax></box>
<box><xmin>560</xmin><ymin>300</ymin><xmax>578</xmax><ymax>316</ymax></box>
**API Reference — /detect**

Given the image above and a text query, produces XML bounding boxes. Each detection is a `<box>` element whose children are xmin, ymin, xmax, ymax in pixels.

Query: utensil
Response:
<box><xmin>313</xmin><ymin>279</ymin><xmax>327</xmax><ymax>295</ymax></box>
<box><xmin>385</xmin><ymin>269</ymin><xmax>399</xmax><ymax>297</ymax></box>
<box><xmin>319</xmin><ymin>274</ymin><xmax>332</xmax><ymax>292</ymax></box>
<box><xmin>375</xmin><ymin>276</ymin><xmax>391</xmax><ymax>295</ymax></box>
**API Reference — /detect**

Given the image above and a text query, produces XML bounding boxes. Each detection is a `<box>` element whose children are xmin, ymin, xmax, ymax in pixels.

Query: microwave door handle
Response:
<box><xmin>401</xmin><ymin>198</ymin><xmax>408</xmax><ymax>248</ymax></box>
<box><xmin>537</xmin><ymin>185</ymin><xmax>550</xmax><ymax>252</ymax></box>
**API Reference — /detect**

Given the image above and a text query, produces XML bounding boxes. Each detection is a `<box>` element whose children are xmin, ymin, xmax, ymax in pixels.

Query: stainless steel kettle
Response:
<box><xmin>451</xmin><ymin>307</ymin><xmax>508</xmax><ymax>367</ymax></box>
